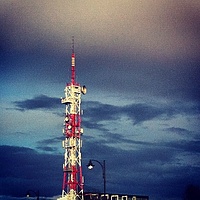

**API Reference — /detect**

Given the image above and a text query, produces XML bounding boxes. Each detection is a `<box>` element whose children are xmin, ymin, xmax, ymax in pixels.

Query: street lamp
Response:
<box><xmin>26</xmin><ymin>190</ymin><xmax>39</xmax><ymax>200</ymax></box>
<box><xmin>87</xmin><ymin>159</ymin><xmax>106</xmax><ymax>200</ymax></box>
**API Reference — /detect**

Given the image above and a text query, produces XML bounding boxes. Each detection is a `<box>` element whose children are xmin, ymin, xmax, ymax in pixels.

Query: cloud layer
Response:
<box><xmin>1</xmin><ymin>1</ymin><xmax>200</xmax><ymax>59</ymax></box>
<box><xmin>0</xmin><ymin>145</ymin><xmax>62</xmax><ymax>197</ymax></box>
<box><xmin>13</xmin><ymin>95</ymin><xmax>61</xmax><ymax>111</ymax></box>
<box><xmin>1</xmin><ymin>140</ymin><xmax>200</xmax><ymax>199</ymax></box>
<box><xmin>1</xmin><ymin>1</ymin><xmax>200</xmax><ymax>200</ymax></box>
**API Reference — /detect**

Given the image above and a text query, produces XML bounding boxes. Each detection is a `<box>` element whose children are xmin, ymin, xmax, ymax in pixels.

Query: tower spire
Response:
<box><xmin>72</xmin><ymin>36</ymin><xmax>75</xmax><ymax>54</ymax></box>
<box><xmin>71</xmin><ymin>36</ymin><xmax>75</xmax><ymax>84</ymax></box>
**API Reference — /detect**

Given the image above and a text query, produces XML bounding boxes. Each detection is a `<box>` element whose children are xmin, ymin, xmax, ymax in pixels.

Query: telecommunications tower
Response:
<box><xmin>58</xmin><ymin>38</ymin><xmax>87</xmax><ymax>200</ymax></box>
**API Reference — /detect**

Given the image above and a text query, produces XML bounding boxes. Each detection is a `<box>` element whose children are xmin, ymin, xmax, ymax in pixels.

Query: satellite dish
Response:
<box><xmin>81</xmin><ymin>85</ymin><xmax>87</xmax><ymax>94</ymax></box>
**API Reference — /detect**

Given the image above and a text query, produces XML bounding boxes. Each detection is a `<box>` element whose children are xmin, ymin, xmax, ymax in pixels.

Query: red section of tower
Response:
<box><xmin>58</xmin><ymin>39</ymin><xmax>86</xmax><ymax>200</ymax></box>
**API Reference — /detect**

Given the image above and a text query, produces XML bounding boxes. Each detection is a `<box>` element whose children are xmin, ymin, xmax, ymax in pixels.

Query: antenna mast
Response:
<box><xmin>71</xmin><ymin>36</ymin><xmax>75</xmax><ymax>84</ymax></box>
<box><xmin>58</xmin><ymin>38</ymin><xmax>87</xmax><ymax>200</ymax></box>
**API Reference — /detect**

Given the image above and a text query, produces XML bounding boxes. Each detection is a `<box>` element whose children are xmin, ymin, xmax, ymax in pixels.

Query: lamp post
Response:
<box><xmin>26</xmin><ymin>190</ymin><xmax>39</xmax><ymax>200</ymax></box>
<box><xmin>87</xmin><ymin>159</ymin><xmax>106</xmax><ymax>200</ymax></box>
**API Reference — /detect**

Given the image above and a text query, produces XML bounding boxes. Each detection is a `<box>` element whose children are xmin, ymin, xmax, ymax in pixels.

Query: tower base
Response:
<box><xmin>57</xmin><ymin>189</ymin><xmax>79</xmax><ymax>200</ymax></box>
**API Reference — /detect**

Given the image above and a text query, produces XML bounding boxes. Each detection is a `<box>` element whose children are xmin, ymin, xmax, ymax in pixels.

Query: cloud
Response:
<box><xmin>36</xmin><ymin>146</ymin><xmax>58</xmax><ymax>152</ymax></box>
<box><xmin>0</xmin><ymin>145</ymin><xmax>62</xmax><ymax>197</ymax></box>
<box><xmin>1</xmin><ymin>1</ymin><xmax>200</xmax><ymax>105</ymax></box>
<box><xmin>84</xmin><ymin>100</ymin><xmax>199</xmax><ymax>126</ymax></box>
<box><xmin>1</xmin><ymin>132</ymin><xmax>200</xmax><ymax>200</ymax></box>
<box><xmin>36</xmin><ymin>136</ymin><xmax>63</xmax><ymax>153</ymax></box>
<box><xmin>37</xmin><ymin>137</ymin><xmax>62</xmax><ymax>146</ymax></box>
<box><xmin>165</xmin><ymin>127</ymin><xmax>193</xmax><ymax>135</ymax></box>
<box><xmin>1</xmin><ymin>1</ymin><xmax>200</xmax><ymax>60</ymax></box>
<box><xmin>84</xmin><ymin>101</ymin><xmax>162</xmax><ymax>126</ymax></box>
<box><xmin>13</xmin><ymin>95</ymin><xmax>61</xmax><ymax>111</ymax></box>
<box><xmin>166</xmin><ymin>139</ymin><xmax>200</xmax><ymax>155</ymax></box>
<box><xmin>82</xmin><ymin>138</ymin><xmax>200</xmax><ymax>199</ymax></box>
<box><xmin>13</xmin><ymin>97</ymin><xmax>189</xmax><ymax>125</ymax></box>
<box><xmin>83</xmin><ymin>101</ymin><xmax>120</xmax><ymax>122</ymax></box>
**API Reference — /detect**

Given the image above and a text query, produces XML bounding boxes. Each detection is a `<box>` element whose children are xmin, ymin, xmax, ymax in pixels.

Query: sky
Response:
<box><xmin>0</xmin><ymin>0</ymin><xmax>200</xmax><ymax>200</ymax></box>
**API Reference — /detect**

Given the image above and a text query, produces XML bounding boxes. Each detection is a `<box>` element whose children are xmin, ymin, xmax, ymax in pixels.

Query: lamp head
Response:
<box><xmin>26</xmin><ymin>191</ymin><xmax>30</xmax><ymax>198</ymax></box>
<box><xmin>87</xmin><ymin>160</ymin><xmax>94</xmax><ymax>170</ymax></box>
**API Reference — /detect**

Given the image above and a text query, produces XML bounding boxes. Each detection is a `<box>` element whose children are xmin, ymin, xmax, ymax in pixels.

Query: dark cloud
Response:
<box><xmin>1</xmin><ymin>132</ymin><xmax>200</xmax><ymax>200</ymax></box>
<box><xmin>83</xmin><ymin>101</ymin><xmax>120</xmax><ymax>122</ymax></box>
<box><xmin>37</xmin><ymin>137</ymin><xmax>63</xmax><ymax>146</ymax></box>
<box><xmin>84</xmin><ymin>101</ymin><xmax>160</xmax><ymax>126</ymax></box>
<box><xmin>84</xmin><ymin>100</ymin><xmax>199</xmax><ymax>126</ymax></box>
<box><xmin>82</xmin><ymin>139</ymin><xmax>200</xmax><ymax>200</ymax></box>
<box><xmin>85</xmin><ymin>58</ymin><xmax>200</xmax><ymax>104</ymax></box>
<box><xmin>166</xmin><ymin>139</ymin><xmax>200</xmax><ymax>154</ymax></box>
<box><xmin>36</xmin><ymin>146</ymin><xmax>58</xmax><ymax>152</ymax></box>
<box><xmin>36</xmin><ymin>137</ymin><xmax>63</xmax><ymax>153</ymax></box>
<box><xmin>14</xmin><ymin>97</ymin><xmax>197</xmax><ymax>125</ymax></box>
<box><xmin>1</xmin><ymin>1</ymin><xmax>200</xmax><ymax>104</ymax></box>
<box><xmin>13</xmin><ymin>95</ymin><xmax>61</xmax><ymax>111</ymax></box>
<box><xmin>165</xmin><ymin>127</ymin><xmax>193</xmax><ymax>136</ymax></box>
<box><xmin>124</xmin><ymin>103</ymin><xmax>165</xmax><ymax>125</ymax></box>
<box><xmin>83</xmin><ymin>120</ymin><xmax>108</xmax><ymax>132</ymax></box>
<box><xmin>0</xmin><ymin>145</ymin><xmax>62</xmax><ymax>197</ymax></box>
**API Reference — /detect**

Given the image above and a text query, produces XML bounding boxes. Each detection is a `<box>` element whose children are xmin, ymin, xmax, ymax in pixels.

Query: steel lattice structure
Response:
<box><xmin>58</xmin><ymin>39</ymin><xmax>86</xmax><ymax>200</ymax></box>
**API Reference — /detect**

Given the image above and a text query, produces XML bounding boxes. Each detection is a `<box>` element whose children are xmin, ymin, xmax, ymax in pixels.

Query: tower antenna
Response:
<box><xmin>72</xmin><ymin>36</ymin><xmax>75</xmax><ymax>54</ymax></box>
<box><xmin>58</xmin><ymin>38</ymin><xmax>87</xmax><ymax>200</ymax></box>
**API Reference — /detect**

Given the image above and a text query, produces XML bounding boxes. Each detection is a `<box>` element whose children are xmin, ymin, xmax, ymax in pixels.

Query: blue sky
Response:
<box><xmin>1</xmin><ymin>1</ymin><xmax>200</xmax><ymax>200</ymax></box>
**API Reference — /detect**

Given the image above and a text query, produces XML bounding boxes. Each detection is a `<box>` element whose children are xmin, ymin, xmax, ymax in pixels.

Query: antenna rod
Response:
<box><xmin>71</xmin><ymin>36</ymin><xmax>75</xmax><ymax>84</ymax></box>
<box><xmin>72</xmin><ymin>36</ymin><xmax>74</xmax><ymax>54</ymax></box>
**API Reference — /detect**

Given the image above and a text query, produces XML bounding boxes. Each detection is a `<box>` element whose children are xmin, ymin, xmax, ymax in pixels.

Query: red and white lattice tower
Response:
<box><xmin>58</xmin><ymin>38</ymin><xmax>87</xmax><ymax>200</ymax></box>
